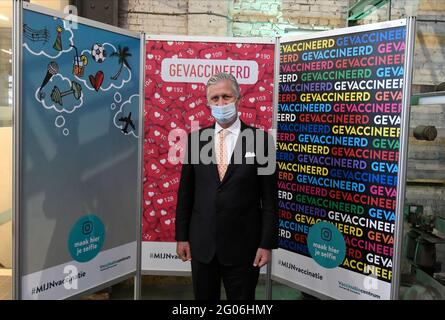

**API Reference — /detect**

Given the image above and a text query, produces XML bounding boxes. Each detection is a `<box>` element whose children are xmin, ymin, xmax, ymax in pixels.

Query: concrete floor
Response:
<box><xmin>106</xmin><ymin>276</ymin><xmax>305</xmax><ymax>300</ymax></box>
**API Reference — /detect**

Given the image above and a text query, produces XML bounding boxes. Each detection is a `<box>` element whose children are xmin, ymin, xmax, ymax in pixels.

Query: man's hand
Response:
<box><xmin>176</xmin><ymin>241</ymin><xmax>192</xmax><ymax>262</ymax></box>
<box><xmin>253</xmin><ymin>248</ymin><xmax>271</xmax><ymax>268</ymax></box>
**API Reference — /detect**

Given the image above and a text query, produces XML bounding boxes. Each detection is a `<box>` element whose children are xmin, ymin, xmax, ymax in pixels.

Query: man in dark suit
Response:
<box><xmin>175</xmin><ymin>72</ymin><xmax>278</xmax><ymax>300</ymax></box>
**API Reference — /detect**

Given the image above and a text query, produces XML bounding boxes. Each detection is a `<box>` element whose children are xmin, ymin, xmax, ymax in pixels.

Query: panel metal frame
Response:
<box><xmin>390</xmin><ymin>16</ymin><xmax>416</xmax><ymax>300</ymax></box>
<box><xmin>14</xmin><ymin>1</ymin><xmax>143</xmax><ymax>300</ymax></box>
<box><xmin>273</xmin><ymin>18</ymin><xmax>414</xmax><ymax>300</ymax></box>
<box><xmin>12</xmin><ymin>0</ymin><xmax>24</xmax><ymax>300</ymax></box>
<box><xmin>146</xmin><ymin>34</ymin><xmax>275</xmax><ymax>44</ymax></box>
<box><xmin>141</xmin><ymin>35</ymin><xmax>278</xmax><ymax>279</ymax></box>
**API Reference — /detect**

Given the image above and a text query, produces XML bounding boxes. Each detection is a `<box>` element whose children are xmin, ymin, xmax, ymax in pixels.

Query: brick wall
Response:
<box><xmin>231</xmin><ymin>0</ymin><xmax>282</xmax><ymax>37</ymax></box>
<box><xmin>282</xmin><ymin>0</ymin><xmax>349</xmax><ymax>29</ymax></box>
<box><xmin>119</xmin><ymin>0</ymin><xmax>189</xmax><ymax>34</ymax></box>
<box><xmin>349</xmin><ymin>0</ymin><xmax>444</xmax><ymax>87</ymax></box>
<box><xmin>119</xmin><ymin>0</ymin><xmax>349</xmax><ymax>37</ymax></box>
<box><xmin>0</xmin><ymin>29</ymin><xmax>11</xmax><ymax>108</ymax></box>
<box><xmin>231</xmin><ymin>0</ymin><xmax>349</xmax><ymax>37</ymax></box>
<box><xmin>411</xmin><ymin>0</ymin><xmax>445</xmax><ymax>88</ymax></box>
<box><xmin>119</xmin><ymin>0</ymin><xmax>229</xmax><ymax>36</ymax></box>
<box><xmin>413</xmin><ymin>20</ymin><xmax>445</xmax><ymax>87</ymax></box>
<box><xmin>187</xmin><ymin>0</ymin><xmax>230</xmax><ymax>36</ymax></box>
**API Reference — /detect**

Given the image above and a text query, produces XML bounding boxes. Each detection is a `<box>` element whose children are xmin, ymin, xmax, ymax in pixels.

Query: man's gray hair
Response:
<box><xmin>206</xmin><ymin>72</ymin><xmax>240</xmax><ymax>100</ymax></box>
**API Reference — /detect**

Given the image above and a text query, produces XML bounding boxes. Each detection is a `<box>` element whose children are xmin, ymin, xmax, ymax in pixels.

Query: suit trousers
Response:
<box><xmin>191</xmin><ymin>256</ymin><xmax>260</xmax><ymax>300</ymax></box>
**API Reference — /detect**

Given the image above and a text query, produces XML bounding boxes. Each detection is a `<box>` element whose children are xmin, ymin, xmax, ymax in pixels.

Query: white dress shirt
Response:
<box><xmin>214</xmin><ymin>117</ymin><xmax>241</xmax><ymax>163</ymax></box>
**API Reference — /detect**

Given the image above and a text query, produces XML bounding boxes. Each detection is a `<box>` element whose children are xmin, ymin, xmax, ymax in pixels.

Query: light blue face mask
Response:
<box><xmin>210</xmin><ymin>102</ymin><xmax>237</xmax><ymax>124</ymax></box>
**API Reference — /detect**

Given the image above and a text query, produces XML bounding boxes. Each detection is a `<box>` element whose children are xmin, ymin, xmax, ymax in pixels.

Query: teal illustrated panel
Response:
<box><xmin>21</xmin><ymin>6</ymin><xmax>140</xmax><ymax>276</ymax></box>
<box><xmin>23</xmin><ymin>9</ymin><xmax>140</xmax><ymax>137</ymax></box>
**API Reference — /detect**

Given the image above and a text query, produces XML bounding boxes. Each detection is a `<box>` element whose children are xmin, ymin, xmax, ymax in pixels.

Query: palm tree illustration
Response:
<box><xmin>110</xmin><ymin>46</ymin><xmax>132</xmax><ymax>80</ymax></box>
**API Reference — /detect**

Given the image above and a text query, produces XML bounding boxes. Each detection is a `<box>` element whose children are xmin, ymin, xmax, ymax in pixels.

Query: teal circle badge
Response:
<box><xmin>68</xmin><ymin>214</ymin><xmax>105</xmax><ymax>263</ymax></box>
<box><xmin>307</xmin><ymin>221</ymin><xmax>346</xmax><ymax>269</ymax></box>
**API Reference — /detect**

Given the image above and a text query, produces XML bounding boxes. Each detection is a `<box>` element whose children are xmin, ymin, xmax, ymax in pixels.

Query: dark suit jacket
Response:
<box><xmin>175</xmin><ymin>121</ymin><xmax>278</xmax><ymax>265</ymax></box>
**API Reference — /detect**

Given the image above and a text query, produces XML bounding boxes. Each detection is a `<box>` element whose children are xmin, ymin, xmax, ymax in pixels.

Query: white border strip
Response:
<box><xmin>280</xmin><ymin>19</ymin><xmax>407</xmax><ymax>43</ymax></box>
<box><xmin>146</xmin><ymin>34</ymin><xmax>275</xmax><ymax>44</ymax></box>
<box><xmin>21</xmin><ymin>241</ymin><xmax>137</xmax><ymax>300</ymax></box>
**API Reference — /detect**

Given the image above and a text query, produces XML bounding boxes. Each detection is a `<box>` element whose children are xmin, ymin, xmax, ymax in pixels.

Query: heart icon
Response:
<box><xmin>151</xmin><ymin>164</ymin><xmax>157</xmax><ymax>170</ymax></box>
<box><xmin>157</xmin><ymin>199</ymin><xmax>164</xmax><ymax>204</ymax></box>
<box><xmin>167</xmin><ymin>41</ymin><xmax>174</xmax><ymax>45</ymax></box>
<box><xmin>154</xmin><ymin>112</ymin><xmax>161</xmax><ymax>118</ymax></box>
<box><xmin>170</xmin><ymin>122</ymin><xmax>177</xmax><ymax>128</ymax></box>
<box><xmin>155</xmin><ymin>93</ymin><xmax>160</xmax><ymax>99</ymax></box>
<box><xmin>163</xmin><ymin>182</ymin><xmax>170</xmax><ymax>188</ymax></box>
<box><xmin>166</xmin><ymin>87</ymin><xmax>172</xmax><ymax>92</ymax></box>
<box><xmin>260</xmin><ymin>106</ymin><xmax>266</xmax><ymax>112</ymax></box>
<box><xmin>179</xmin><ymin>97</ymin><xmax>186</xmax><ymax>101</ymax></box>
<box><xmin>164</xmin><ymin>219</ymin><xmax>171</xmax><ymax>225</ymax></box>
<box><xmin>89</xmin><ymin>71</ymin><xmax>104</xmax><ymax>92</ymax></box>
<box><xmin>191</xmin><ymin>84</ymin><xmax>197</xmax><ymax>89</ymax></box>
<box><xmin>189</xmin><ymin>102</ymin><xmax>195</xmax><ymax>108</ymax></box>
<box><xmin>249</xmin><ymin>97</ymin><xmax>255</xmax><ymax>103</ymax></box>
<box><xmin>236</xmin><ymin>43</ymin><xmax>242</xmax><ymax>48</ymax></box>
<box><xmin>259</xmin><ymin>86</ymin><xmax>265</xmax><ymax>92</ymax></box>
<box><xmin>147</xmin><ymin>54</ymin><xmax>154</xmax><ymax>59</ymax></box>
<box><xmin>189</xmin><ymin>115</ymin><xmax>195</xmax><ymax>121</ymax></box>
<box><xmin>149</xmin><ymin>210</ymin><xmax>155</xmax><ymax>216</ymax></box>
<box><xmin>148</xmin><ymin>192</ymin><xmax>154</xmax><ymax>197</ymax></box>
<box><xmin>161</xmin><ymin>210</ymin><xmax>167</xmax><ymax>216</ymax></box>
<box><xmin>154</xmin><ymin>130</ymin><xmax>160</xmax><ymax>136</ymax></box>
<box><xmin>160</xmin><ymin>159</ymin><xmax>166</xmax><ymax>164</ymax></box>
<box><xmin>145</xmin><ymin>200</ymin><xmax>151</xmax><ymax>205</ymax></box>
<box><xmin>205</xmin><ymin>53</ymin><xmax>211</xmax><ymax>59</ymax></box>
